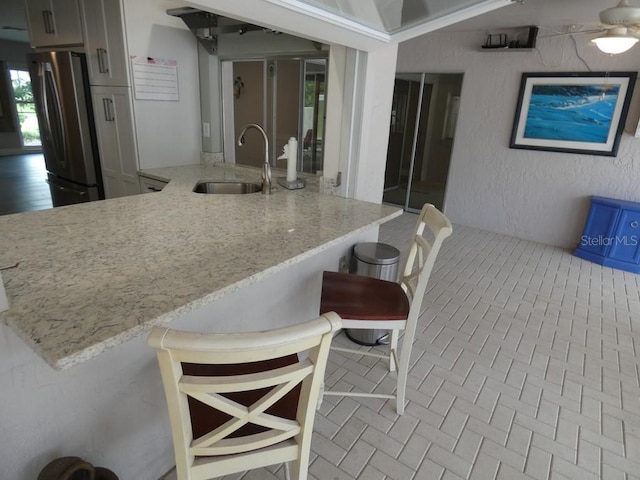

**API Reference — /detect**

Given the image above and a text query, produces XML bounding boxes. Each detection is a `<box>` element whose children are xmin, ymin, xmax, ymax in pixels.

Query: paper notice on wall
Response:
<box><xmin>131</xmin><ymin>56</ymin><xmax>179</xmax><ymax>101</ymax></box>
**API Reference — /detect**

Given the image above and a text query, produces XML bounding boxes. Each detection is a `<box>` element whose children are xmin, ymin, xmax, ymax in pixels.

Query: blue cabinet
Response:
<box><xmin>574</xmin><ymin>196</ymin><xmax>640</xmax><ymax>273</ymax></box>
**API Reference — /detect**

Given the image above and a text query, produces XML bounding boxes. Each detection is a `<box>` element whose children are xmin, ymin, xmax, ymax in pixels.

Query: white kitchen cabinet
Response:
<box><xmin>91</xmin><ymin>86</ymin><xmax>140</xmax><ymax>198</ymax></box>
<box><xmin>80</xmin><ymin>0</ymin><xmax>129</xmax><ymax>86</ymax></box>
<box><xmin>139</xmin><ymin>174</ymin><xmax>168</xmax><ymax>193</ymax></box>
<box><xmin>25</xmin><ymin>0</ymin><xmax>83</xmax><ymax>47</ymax></box>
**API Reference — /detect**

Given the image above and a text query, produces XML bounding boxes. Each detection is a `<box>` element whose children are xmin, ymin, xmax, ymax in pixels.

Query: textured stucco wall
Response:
<box><xmin>398</xmin><ymin>31</ymin><xmax>640</xmax><ymax>248</ymax></box>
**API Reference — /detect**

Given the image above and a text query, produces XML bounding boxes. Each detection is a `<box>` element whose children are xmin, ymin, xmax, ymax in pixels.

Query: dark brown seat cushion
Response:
<box><xmin>320</xmin><ymin>271</ymin><xmax>410</xmax><ymax>321</ymax></box>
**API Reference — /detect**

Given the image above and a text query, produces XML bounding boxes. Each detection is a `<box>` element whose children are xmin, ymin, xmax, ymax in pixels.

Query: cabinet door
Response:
<box><xmin>577</xmin><ymin>202</ymin><xmax>619</xmax><ymax>256</ymax></box>
<box><xmin>608</xmin><ymin>209</ymin><xmax>640</xmax><ymax>263</ymax></box>
<box><xmin>80</xmin><ymin>0</ymin><xmax>129</xmax><ymax>86</ymax></box>
<box><xmin>25</xmin><ymin>0</ymin><xmax>83</xmax><ymax>47</ymax></box>
<box><xmin>91</xmin><ymin>86</ymin><xmax>140</xmax><ymax>199</ymax></box>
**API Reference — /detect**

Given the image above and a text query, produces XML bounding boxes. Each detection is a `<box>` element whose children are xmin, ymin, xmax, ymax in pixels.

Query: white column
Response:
<box><xmin>321</xmin><ymin>44</ymin><xmax>346</xmax><ymax>189</ymax></box>
<box><xmin>345</xmin><ymin>43</ymin><xmax>398</xmax><ymax>203</ymax></box>
<box><xmin>198</xmin><ymin>43</ymin><xmax>223</xmax><ymax>155</ymax></box>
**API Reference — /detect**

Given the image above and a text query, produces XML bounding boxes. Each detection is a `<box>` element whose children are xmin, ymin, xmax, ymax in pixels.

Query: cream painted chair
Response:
<box><xmin>320</xmin><ymin>204</ymin><xmax>452</xmax><ymax>415</ymax></box>
<box><xmin>148</xmin><ymin>312</ymin><xmax>342</xmax><ymax>480</ymax></box>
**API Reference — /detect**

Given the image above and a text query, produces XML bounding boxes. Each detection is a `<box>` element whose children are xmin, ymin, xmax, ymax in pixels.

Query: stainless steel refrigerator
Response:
<box><xmin>28</xmin><ymin>51</ymin><xmax>104</xmax><ymax>207</ymax></box>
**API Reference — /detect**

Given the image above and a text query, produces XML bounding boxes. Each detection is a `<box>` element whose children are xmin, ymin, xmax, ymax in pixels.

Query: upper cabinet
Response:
<box><xmin>25</xmin><ymin>0</ymin><xmax>83</xmax><ymax>47</ymax></box>
<box><xmin>80</xmin><ymin>0</ymin><xmax>129</xmax><ymax>86</ymax></box>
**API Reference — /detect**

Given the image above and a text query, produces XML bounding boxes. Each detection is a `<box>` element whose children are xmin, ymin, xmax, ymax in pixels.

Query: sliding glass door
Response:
<box><xmin>383</xmin><ymin>73</ymin><xmax>462</xmax><ymax>213</ymax></box>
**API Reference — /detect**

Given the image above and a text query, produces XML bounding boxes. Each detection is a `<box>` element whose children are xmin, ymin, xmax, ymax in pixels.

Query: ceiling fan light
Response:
<box><xmin>591</xmin><ymin>33</ymin><xmax>638</xmax><ymax>54</ymax></box>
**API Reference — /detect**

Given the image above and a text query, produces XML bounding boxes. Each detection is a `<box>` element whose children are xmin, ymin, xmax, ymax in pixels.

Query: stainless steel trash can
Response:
<box><xmin>346</xmin><ymin>242</ymin><xmax>401</xmax><ymax>346</ymax></box>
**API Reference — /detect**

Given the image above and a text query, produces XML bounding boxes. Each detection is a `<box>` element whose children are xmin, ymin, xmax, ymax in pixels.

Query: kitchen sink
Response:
<box><xmin>193</xmin><ymin>181</ymin><xmax>262</xmax><ymax>194</ymax></box>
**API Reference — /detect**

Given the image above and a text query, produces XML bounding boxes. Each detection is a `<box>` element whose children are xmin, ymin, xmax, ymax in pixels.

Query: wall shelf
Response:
<box><xmin>480</xmin><ymin>26</ymin><xmax>538</xmax><ymax>52</ymax></box>
<box><xmin>480</xmin><ymin>47</ymin><xmax>534</xmax><ymax>52</ymax></box>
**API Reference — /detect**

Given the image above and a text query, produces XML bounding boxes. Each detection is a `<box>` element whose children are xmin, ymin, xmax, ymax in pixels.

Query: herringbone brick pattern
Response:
<box><xmin>163</xmin><ymin>213</ymin><xmax>640</xmax><ymax>480</ymax></box>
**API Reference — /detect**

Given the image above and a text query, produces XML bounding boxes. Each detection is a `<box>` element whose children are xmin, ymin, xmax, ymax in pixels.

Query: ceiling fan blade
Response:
<box><xmin>542</xmin><ymin>28</ymin><xmax>604</xmax><ymax>38</ymax></box>
<box><xmin>625</xmin><ymin>25</ymin><xmax>640</xmax><ymax>36</ymax></box>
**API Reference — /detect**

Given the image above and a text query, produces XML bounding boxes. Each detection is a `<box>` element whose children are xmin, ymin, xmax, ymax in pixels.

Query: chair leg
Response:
<box><xmin>316</xmin><ymin>382</ymin><xmax>324</xmax><ymax>411</ymax></box>
<box><xmin>284</xmin><ymin>462</ymin><xmax>291</xmax><ymax>480</ymax></box>
<box><xmin>289</xmin><ymin>457</ymin><xmax>309</xmax><ymax>480</ymax></box>
<box><xmin>395</xmin><ymin>333</ymin><xmax>413</xmax><ymax>415</ymax></box>
<box><xmin>388</xmin><ymin>329</ymin><xmax>399</xmax><ymax>372</ymax></box>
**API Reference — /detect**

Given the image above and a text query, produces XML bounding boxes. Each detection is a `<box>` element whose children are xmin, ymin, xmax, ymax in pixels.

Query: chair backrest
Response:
<box><xmin>148</xmin><ymin>312</ymin><xmax>342</xmax><ymax>480</ymax></box>
<box><xmin>400</xmin><ymin>204</ymin><xmax>453</xmax><ymax>322</ymax></box>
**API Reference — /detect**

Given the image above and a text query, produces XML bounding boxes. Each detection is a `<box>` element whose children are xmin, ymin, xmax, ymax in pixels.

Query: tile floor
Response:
<box><xmin>162</xmin><ymin>213</ymin><xmax>640</xmax><ymax>479</ymax></box>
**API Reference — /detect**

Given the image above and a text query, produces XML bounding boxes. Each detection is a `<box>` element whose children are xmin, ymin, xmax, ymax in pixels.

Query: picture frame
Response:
<box><xmin>510</xmin><ymin>72</ymin><xmax>637</xmax><ymax>157</ymax></box>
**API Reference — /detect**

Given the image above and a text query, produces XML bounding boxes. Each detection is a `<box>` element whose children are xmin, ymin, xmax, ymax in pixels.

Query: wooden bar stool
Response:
<box><xmin>320</xmin><ymin>204</ymin><xmax>452</xmax><ymax>414</ymax></box>
<box><xmin>148</xmin><ymin>312</ymin><xmax>341</xmax><ymax>480</ymax></box>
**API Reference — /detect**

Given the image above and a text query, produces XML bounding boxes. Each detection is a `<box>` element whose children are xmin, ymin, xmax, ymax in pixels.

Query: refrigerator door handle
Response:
<box><xmin>41</xmin><ymin>62</ymin><xmax>68</xmax><ymax>169</ymax></box>
<box><xmin>37</xmin><ymin>63</ymin><xmax>63</xmax><ymax>168</ymax></box>
<box><xmin>46</xmin><ymin>179</ymin><xmax>88</xmax><ymax>196</ymax></box>
<box><xmin>37</xmin><ymin>63</ymin><xmax>53</xmax><ymax>149</ymax></box>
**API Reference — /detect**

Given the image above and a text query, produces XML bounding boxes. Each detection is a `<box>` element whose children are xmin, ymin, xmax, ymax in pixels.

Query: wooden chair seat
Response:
<box><xmin>320</xmin><ymin>271</ymin><xmax>409</xmax><ymax>321</ymax></box>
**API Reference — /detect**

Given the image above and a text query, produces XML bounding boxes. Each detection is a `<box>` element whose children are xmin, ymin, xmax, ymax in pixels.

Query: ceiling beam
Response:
<box><xmin>184</xmin><ymin>0</ymin><xmax>515</xmax><ymax>51</ymax></box>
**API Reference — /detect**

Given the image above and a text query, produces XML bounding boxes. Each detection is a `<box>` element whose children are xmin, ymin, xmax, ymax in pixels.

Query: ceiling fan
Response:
<box><xmin>589</xmin><ymin>0</ymin><xmax>640</xmax><ymax>54</ymax></box>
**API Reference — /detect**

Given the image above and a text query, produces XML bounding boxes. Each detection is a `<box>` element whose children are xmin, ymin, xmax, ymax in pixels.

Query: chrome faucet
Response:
<box><xmin>237</xmin><ymin>123</ymin><xmax>271</xmax><ymax>195</ymax></box>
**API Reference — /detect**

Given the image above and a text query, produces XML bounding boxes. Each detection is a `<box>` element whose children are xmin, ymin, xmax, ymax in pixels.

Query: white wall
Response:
<box><xmin>352</xmin><ymin>44</ymin><xmax>398</xmax><ymax>203</ymax></box>
<box><xmin>311</xmin><ymin>44</ymin><xmax>398</xmax><ymax>203</ymax></box>
<box><xmin>398</xmin><ymin>30</ymin><xmax>640</xmax><ymax>248</ymax></box>
<box><xmin>122</xmin><ymin>0</ymin><xmax>202</xmax><ymax>168</ymax></box>
<box><xmin>323</xmin><ymin>44</ymin><xmax>347</xmax><ymax>184</ymax></box>
<box><xmin>198</xmin><ymin>43</ymin><xmax>222</xmax><ymax>154</ymax></box>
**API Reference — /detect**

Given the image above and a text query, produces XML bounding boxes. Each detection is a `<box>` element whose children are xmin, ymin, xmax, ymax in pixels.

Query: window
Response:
<box><xmin>10</xmin><ymin>69</ymin><xmax>41</xmax><ymax>147</ymax></box>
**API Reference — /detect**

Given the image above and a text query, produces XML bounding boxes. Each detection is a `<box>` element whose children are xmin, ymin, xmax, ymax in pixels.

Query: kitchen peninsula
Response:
<box><xmin>0</xmin><ymin>162</ymin><xmax>400</xmax><ymax>479</ymax></box>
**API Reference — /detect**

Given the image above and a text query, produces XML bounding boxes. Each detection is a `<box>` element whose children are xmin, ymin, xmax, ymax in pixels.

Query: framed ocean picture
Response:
<box><xmin>510</xmin><ymin>72</ymin><xmax>637</xmax><ymax>156</ymax></box>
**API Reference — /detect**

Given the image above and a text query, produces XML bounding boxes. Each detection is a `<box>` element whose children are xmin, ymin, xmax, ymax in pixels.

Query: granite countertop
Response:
<box><xmin>0</xmin><ymin>162</ymin><xmax>400</xmax><ymax>369</ymax></box>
